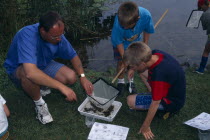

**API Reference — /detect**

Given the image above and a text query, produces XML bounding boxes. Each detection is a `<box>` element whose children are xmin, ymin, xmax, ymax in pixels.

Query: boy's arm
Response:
<box><xmin>143</xmin><ymin>32</ymin><xmax>151</xmax><ymax>45</ymax></box>
<box><xmin>139</xmin><ymin>100</ymin><xmax>161</xmax><ymax>140</ymax></box>
<box><xmin>3</xmin><ymin>104</ymin><xmax>10</xmax><ymax>117</ymax></box>
<box><xmin>117</xmin><ymin>44</ymin><xmax>124</xmax><ymax>58</ymax></box>
<box><xmin>200</xmin><ymin>15</ymin><xmax>207</xmax><ymax>30</ymax></box>
<box><xmin>139</xmin><ymin>70</ymin><xmax>151</xmax><ymax>92</ymax></box>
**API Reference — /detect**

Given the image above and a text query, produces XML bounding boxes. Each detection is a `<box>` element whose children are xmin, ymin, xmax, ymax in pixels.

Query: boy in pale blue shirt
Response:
<box><xmin>111</xmin><ymin>1</ymin><xmax>154</xmax><ymax>94</ymax></box>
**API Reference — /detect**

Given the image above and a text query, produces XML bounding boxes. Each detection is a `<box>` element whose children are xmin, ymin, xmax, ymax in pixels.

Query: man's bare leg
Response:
<box><xmin>54</xmin><ymin>66</ymin><xmax>77</xmax><ymax>85</ymax></box>
<box><xmin>16</xmin><ymin>66</ymin><xmax>53</xmax><ymax>124</ymax></box>
<box><xmin>16</xmin><ymin>66</ymin><xmax>41</xmax><ymax>100</ymax></box>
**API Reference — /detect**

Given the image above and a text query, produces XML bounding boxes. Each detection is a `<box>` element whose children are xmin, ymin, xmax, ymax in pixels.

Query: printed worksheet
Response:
<box><xmin>184</xmin><ymin>112</ymin><xmax>210</xmax><ymax>130</ymax></box>
<box><xmin>88</xmin><ymin>122</ymin><xmax>129</xmax><ymax>140</ymax></box>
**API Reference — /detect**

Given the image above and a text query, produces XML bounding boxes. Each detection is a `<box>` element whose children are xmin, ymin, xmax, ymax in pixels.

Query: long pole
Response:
<box><xmin>111</xmin><ymin>9</ymin><xmax>169</xmax><ymax>84</ymax></box>
<box><xmin>154</xmin><ymin>9</ymin><xmax>168</xmax><ymax>29</ymax></box>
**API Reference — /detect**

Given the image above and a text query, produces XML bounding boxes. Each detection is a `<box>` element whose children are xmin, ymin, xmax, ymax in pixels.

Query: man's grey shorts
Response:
<box><xmin>8</xmin><ymin>60</ymin><xmax>64</xmax><ymax>88</ymax></box>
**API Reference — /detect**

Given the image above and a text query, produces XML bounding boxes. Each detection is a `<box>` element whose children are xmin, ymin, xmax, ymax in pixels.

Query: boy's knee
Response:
<box><xmin>127</xmin><ymin>95</ymin><xmax>135</xmax><ymax>109</ymax></box>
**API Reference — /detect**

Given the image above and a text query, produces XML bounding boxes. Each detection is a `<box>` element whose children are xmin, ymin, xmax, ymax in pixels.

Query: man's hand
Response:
<box><xmin>70</xmin><ymin>56</ymin><xmax>93</xmax><ymax>95</ymax></box>
<box><xmin>139</xmin><ymin>125</ymin><xmax>154</xmax><ymax>140</ymax></box>
<box><xmin>80</xmin><ymin>77</ymin><xmax>93</xmax><ymax>95</ymax></box>
<box><xmin>59</xmin><ymin>85</ymin><xmax>77</xmax><ymax>101</ymax></box>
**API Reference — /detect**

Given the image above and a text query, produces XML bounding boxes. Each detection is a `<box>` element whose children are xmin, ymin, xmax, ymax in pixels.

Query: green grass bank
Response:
<box><xmin>0</xmin><ymin>55</ymin><xmax>210</xmax><ymax>140</ymax></box>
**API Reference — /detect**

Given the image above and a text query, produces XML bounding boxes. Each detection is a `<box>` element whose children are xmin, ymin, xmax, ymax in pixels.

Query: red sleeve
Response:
<box><xmin>150</xmin><ymin>81</ymin><xmax>171</xmax><ymax>100</ymax></box>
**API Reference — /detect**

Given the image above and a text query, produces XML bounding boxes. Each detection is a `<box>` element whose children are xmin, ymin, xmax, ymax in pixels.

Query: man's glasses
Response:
<box><xmin>50</xmin><ymin>31</ymin><xmax>65</xmax><ymax>40</ymax></box>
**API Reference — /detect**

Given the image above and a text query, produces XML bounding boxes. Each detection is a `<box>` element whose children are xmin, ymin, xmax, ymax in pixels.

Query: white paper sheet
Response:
<box><xmin>184</xmin><ymin>112</ymin><xmax>210</xmax><ymax>130</ymax></box>
<box><xmin>87</xmin><ymin>122</ymin><xmax>129</xmax><ymax>140</ymax></box>
<box><xmin>186</xmin><ymin>10</ymin><xmax>203</xmax><ymax>28</ymax></box>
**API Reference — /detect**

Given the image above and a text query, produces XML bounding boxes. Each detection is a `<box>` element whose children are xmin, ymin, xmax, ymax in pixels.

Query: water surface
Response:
<box><xmin>85</xmin><ymin>0</ymin><xmax>207</xmax><ymax>71</ymax></box>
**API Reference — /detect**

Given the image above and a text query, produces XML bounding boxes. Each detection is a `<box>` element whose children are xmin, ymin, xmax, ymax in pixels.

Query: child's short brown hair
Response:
<box><xmin>123</xmin><ymin>41</ymin><xmax>152</xmax><ymax>66</ymax></box>
<box><xmin>118</xmin><ymin>1</ymin><xmax>139</xmax><ymax>28</ymax></box>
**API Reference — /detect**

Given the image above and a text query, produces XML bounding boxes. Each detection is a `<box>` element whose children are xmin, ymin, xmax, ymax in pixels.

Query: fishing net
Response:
<box><xmin>87</xmin><ymin>78</ymin><xmax>119</xmax><ymax>110</ymax></box>
<box><xmin>186</xmin><ymin>10</ymin><xmax>203</xmax><ymax>28</ymax></box>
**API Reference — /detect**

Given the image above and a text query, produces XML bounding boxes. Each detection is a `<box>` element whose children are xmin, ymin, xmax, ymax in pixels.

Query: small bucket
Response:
<box><xmin>198</xmin><ymin>129</ymin><xmax>210</xmax><ymax>140</ymax></box>
<box><xmin>85</xmin><ymin>116</ymin><xmax>95</xmax><ymax>128</ymax></box>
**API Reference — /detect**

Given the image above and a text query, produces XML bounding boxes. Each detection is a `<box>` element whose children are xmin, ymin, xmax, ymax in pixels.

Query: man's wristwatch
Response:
<box><xmin>79</xmin><ymin>73</ymin><xmax>85</xmax><ymax>78</ymax></box>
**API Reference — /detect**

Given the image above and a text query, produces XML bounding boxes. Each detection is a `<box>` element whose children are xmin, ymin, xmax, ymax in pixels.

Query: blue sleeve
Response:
<box><xmin>144</xmin><ymin>14</ymin><xmax>155</xmax><ymax>33</ymax></box>
<box><xmin>140</xmin><ymin>7</ymin><xmax>155</xmax><ymax>33</ymax></box>
<box><xmin>111</xmin><ymin>16</ymin><xmax>124</xmax><ymax>48</ymax></box>
<box><xmin>58</xmin><ymin>36</ymin><xmax>77</xmax><ymax>60</ymax></box>
<box><xmin>17</xmin><ymin>29</ymin><xmax>37</xmax><ymax>65</ymax></box>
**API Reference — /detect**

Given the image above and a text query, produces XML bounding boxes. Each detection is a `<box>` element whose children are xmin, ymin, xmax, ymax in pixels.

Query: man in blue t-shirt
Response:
<box><xmin>3</xmin><ymin>11</ymin><xmax>93</xmax><ymax>124</ymax></box>
<box><xmin>123</xmin><ymin>41</ymin><xmax>186</xmax><ymax>140</ymax></box>
<box><xmin>111</xmin><ymin>1</ymin><xmax>154</xmax><ymax>94</ymax></box>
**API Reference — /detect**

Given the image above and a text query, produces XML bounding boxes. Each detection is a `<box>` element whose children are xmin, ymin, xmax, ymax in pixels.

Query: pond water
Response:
<box><xmin>84</xmin><ymin>0</ymin><xmax>207</xmax><ymax>71</ymax></box>
<box><xmin>1</xmin><ymin>0</ymin><xmax>207</xmax><ymax>72</ymax></box>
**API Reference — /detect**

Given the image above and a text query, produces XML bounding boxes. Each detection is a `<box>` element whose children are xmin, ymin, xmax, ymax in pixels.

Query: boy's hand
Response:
<box><xmin>139</xmin><ymin>126</ymin><xmax>154</xmax><ymax>140</ymax></box>
<box><xmin>127</xmin><ymin>69</ymin><xmax>135</xmax><ymax>80</ymax></box>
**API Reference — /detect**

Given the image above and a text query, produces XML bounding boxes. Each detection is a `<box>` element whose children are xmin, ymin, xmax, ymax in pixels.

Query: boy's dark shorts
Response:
<box><xmin>113</xmin><ymin>47</ymin><xmax>122</xmax><ymax>61</ymax></box>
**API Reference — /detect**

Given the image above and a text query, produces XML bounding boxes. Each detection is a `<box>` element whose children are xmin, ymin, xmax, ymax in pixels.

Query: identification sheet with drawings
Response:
<box><xmin>87</xmin><ymin>122</ymin><xmax>129</xmax><ymax>140</ymax></box>
<box><xmin>186</xmin><ymin>10</ymin><xmax>203</xmax><ymax>28</ymax></box>
<box><xmin>184</xmin><ymin>112</ymin><xmax>210</xmax><ymax>130</ymax></box>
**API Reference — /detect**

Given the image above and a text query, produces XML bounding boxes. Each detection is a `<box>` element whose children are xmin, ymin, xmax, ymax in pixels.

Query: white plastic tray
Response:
<box><xmin>78</xmin><ymin>98</ymin><xmax>122</xmax><ymax>122</ymax></box>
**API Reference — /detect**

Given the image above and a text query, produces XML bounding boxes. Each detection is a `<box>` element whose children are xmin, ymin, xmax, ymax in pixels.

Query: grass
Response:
<box><xmin>1</xmin><ymin>61</ymin><xmax>210</xmax><ymax>140</ymax></box>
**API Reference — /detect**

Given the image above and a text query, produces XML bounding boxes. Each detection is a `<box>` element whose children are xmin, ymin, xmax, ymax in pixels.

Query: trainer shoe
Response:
<box><xmin>194</xmin><ymin>70</ymin><xmax>204</xmax><ymax>75</ymax></box>
<box><xmin>117</xmin><ymin>83</ymin><xmax>126</xmax><ymax>95</ymax></box>
<box><xmin>35</xmin><ymin>103</ymin><xmax>53</xmax><ymax>124</ymax></box>
<box><xmin>40</xmin><ymin>87</ymin><xmax>51</xmax><ymax>96</ymax></box>
<box><xmin>127</xmin><ymin>82</ymin><xmax>137</xmax><ymax>94</ymax></box>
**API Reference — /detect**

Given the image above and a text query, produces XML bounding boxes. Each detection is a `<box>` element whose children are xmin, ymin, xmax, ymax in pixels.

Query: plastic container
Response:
<box><xmin>78</xmin><ymin>98</ymin><xmax>122</xmax><ymax>122</ymax></box>
<box><xmin>198</xmin><ymin>129</ymin><xmax>210</xmax><ymax>140</ymax></box>
<box><xmin>85</xmin><ymin>116</ymin><xmax>95</xmax><ymax>128</ymax></box>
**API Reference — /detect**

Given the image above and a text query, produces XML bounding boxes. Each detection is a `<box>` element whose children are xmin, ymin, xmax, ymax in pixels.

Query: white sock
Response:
<box><xmin>34</xmin><ymin>97</ymin><xmax>45</xmax><ymax>106</ymax></box>
<box><xmin>118</xmin><ymin>78</ymin><xmax>125</xmax><ymax>84</ymax></box>
<box><xmin>129</xmin><ymin>77</ymin><xmax>134</xmax><ymax>83</ymax></box>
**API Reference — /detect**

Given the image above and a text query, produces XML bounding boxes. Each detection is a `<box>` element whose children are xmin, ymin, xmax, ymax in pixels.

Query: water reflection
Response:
<box><xmin>1</xmin><ymin>0</ymin><xmax>207</xmax><ymax>72</ymax></box>
<box><xmin>85</xmin><ymin>0</ymin><xmax>208</xmax><ymax>71</ymax></box>
<box><xmin>1</xmin><ymin>0</ymin><xmax>114</xmax><ymax>64</ymax></box>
